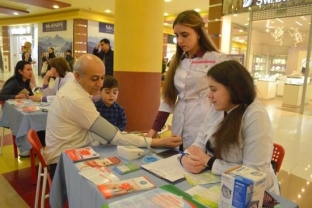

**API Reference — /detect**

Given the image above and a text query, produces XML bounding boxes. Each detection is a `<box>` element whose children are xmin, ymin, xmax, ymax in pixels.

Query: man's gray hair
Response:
<box><xmin>73</xmin><ymin>57</ymin><xmax>83</xmax><ymax>75</ymax></box>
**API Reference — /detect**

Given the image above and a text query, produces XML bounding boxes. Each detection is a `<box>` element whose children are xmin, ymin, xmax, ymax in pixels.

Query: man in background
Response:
<box><xmin>65</xmin><ymin>49</ymin><xmax>74</xmax><ymax>72</ymax></box>
<box><xmin>93</xmin><ymin>38</ymin><xmax>114</xmax><ymax>76</ymax></box>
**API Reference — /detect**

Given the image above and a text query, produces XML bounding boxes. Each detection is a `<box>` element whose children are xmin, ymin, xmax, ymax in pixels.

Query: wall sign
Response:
<box><xmin>43</xmin><ymin>20</ymin><xmax>67</xmax><ymax>32</ymax></box>
<box><xmin>256</xmin><ymin>0</ymin><xmax>290</xmax><ymax>6</ymax></box>
<box><xmin>99</xmin><ymin>22</ymin><xmax>114</xmax><ymax>34</ymax></box>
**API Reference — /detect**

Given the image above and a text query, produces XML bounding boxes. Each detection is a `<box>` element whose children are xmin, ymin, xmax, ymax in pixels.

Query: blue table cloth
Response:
<box><xmin>50</xmin><ymin>145</ymin><xmax>299</xmax><ymax>208</ymax></box>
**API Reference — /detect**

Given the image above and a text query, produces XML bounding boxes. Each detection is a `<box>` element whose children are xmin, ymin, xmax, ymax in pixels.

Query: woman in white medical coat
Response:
<box><xmin>180</xmin><ymin>60</ymin><xmax>279</xmax><ymax>194</ymax></box>
<box><xmin>147</xmin><ymin>10</ymin><xmax>227</xmax><ymax>149</ymax></box>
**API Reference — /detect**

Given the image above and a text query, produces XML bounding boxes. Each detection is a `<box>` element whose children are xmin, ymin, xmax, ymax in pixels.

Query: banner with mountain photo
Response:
<box><xmin>37</xmin><ymin>20</ymin><xmax>73</xmax><ymax>68</ymax></box>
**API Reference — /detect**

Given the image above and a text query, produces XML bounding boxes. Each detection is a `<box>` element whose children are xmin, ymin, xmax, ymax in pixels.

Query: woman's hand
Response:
<box><xmin>28</xmin><ymin>95</ymin><xmax>41</xmax><ymax>102</ymax></box>
<box><xmin>44</xmin><ymin>70</ymin><xmax>55</xmax><ymax>79</ymax></box>
<box><xmin>151</xmin><ymin>135</ymin><xmax>182</xmax><ymax>148</ymax></box>
<box><xmin>15</xmin><ymin>93</ymin><xmax>28</xmax><ymax>99</ymax></box>
<box><xmin>181</xmin><ymin>154</ymin><xmax>206</xmax><ymax>173</ymax></box>
<box><xmin>187</xmin><ymin>146</ymin><xmax>211</xmax><ymax>166</ymax></box>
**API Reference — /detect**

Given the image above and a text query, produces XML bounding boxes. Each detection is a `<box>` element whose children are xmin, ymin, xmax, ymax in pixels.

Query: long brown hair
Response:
<box><xmin>207</xmin><ymin>60</ymin><xmax>256</xmax><ymax>159</ymax></box>
<box><xmin>162</xmin><ymin>10</ymin><xmax>219</xmax><ymax>106</ymax></box>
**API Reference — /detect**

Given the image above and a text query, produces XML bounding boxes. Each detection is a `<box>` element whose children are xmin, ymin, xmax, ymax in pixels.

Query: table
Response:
<box><xmin>50</xmin><ymin>146</ymin><xmax>299</xmax><ymax>208</ymax></box>
<box><xmin>0</xmin><ymin>100</ymin><xmax>48</xmax><ymax>152</ymax></box>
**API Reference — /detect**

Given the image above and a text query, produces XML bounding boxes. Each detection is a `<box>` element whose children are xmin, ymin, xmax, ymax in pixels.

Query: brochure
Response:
<box><xmin>97</xmin><ymin>176</ymin><xmax>155</xmax><ymax>199</ymax></box>
<box><xmin>184</xmin><ymin>171</ymin><xmax>220</xmax><ymax>186</ymax></box>
<box><xmin>79</xmin><ymin>167</ymin><xmax>120</xmax><ymax>185</ymax></box>
<box><xmin>186</xmin><ymin>185</ymin><xmax>221</xmax><ymax>208</ymax></box>
<box><xmin>75</xmin><ymin>156</ymin><xmax>122</xmax><ymax>171</ymax></box>
<box><xmin>102</xmin><ymin>184</ymin><xmax>205</xmax><ymax>208</ymax></box>
<box><xmin>22</xmin><ymin>105</ymin><xmax>41</xmax><ymax>113</ymax></box>
<box><xmin>112</xmin><ymin>163</ymin><xmax>140</xmax><ymax>175</ymax></box>
<box><xmin>65</xmin><ymin>146</ymin><xmax>100</xmax><ymax>162</ymax></box>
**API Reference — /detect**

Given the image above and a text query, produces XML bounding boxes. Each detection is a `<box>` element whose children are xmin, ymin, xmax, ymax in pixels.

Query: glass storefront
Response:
<box><xmin>222</xmin><ymin>0</ymin><xmax>312</xmax><ymax>116</ymax></box>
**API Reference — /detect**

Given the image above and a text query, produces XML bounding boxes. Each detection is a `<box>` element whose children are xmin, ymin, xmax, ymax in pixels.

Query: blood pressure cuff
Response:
<box><xmin>89</xmin><ymin>116</ymin><xmax>118</xmax><ymax>144</ymax></box>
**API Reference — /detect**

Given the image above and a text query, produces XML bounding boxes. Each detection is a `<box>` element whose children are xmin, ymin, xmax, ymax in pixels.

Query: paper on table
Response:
<box><xmin>141</xmin><ymin>154</ymin><xmax>187</xmax><ymax>182</ymax></box>
<box><xmin>103</xmin><ymin>187</ymin><xmax>194</xmax><ymax>208</ymax></box>
<box><xmin>185</xmin><ymin>185</ymin><xmax>209</xmax><ymax>196</ymax></box>
<box><xmin>79</xmin><ymin>167</ymin><xmax>120</xmax><ymax>185</ymax></box>
<box><xmin>186</xmin><ymin>185</ymin><xmax>221</xmax><ymax>208</ymax></box>
<box><xmin>184</xmin><ymin>171</ymin><xmax>220</xmax><ymax>186</ymax></box>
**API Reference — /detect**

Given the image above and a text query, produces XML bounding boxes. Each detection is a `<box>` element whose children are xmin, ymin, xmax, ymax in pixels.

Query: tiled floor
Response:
<box><xmin>1</xmin><ymin>71</ymin><xmax>312</xmax><ymax>207</ymax></box>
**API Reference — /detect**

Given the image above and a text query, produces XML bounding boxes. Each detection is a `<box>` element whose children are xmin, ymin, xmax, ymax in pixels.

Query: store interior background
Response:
<box><xmin>224</xmin><ymin>12</ymin><xmax>312</xmax><ymax>116</ymax></box>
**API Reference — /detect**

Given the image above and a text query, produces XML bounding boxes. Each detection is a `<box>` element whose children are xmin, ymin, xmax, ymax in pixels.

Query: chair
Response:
<box><xmin>27</xmin><ymin>129</ymin><xmax>52</xmax><ymax>208</ymax></box>
<box><xmin>0</xmin><ymin>101</ymin><xmax>18</xmax><ymax>157</ymax></box>
<box><xmin>271</xmin><ymin>143</ymin><xmax>285</xmax><ymax>173</ymax></box>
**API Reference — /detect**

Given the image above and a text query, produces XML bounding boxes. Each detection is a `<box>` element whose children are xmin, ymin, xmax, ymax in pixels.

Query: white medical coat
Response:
<box><xmin>159</xmin><ymin>51</ymin><xmax>227</xmax><ymax>149</ymax></box>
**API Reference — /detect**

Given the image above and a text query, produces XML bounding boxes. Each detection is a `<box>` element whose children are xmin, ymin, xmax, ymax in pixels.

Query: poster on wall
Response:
<box><xmin>38</xmin><ymin>20</ymin><xmax>73</xmax><ymax>68</ymax></box>
<box><xmin>87</xmin><ymin>21</ymin><xmax>114</xmax><ymax>54</ymax></box>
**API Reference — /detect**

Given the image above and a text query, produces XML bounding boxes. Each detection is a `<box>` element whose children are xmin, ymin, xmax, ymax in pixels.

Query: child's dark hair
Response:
<box><xmin>101</xmin><ymin>75</ymin><xmax>118</xmax><ymax>90</ymax></box>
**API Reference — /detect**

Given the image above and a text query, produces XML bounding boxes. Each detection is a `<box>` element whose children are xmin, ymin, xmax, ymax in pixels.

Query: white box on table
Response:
<box><xmin>219</xmin><ymin>165</ymin><xmax>267</xmax><ymax>208</ymax></box>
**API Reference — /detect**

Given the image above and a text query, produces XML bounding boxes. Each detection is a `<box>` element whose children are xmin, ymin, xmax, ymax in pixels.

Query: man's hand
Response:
<box><xmin>151</xmin><ymin>135</ymin><xmax>182</xmax><ymax>148</ymax></box>
<box><xmin>146</xmin><ymin>129</ymin><xmax>158</xmax><ymax>138</ymax></box>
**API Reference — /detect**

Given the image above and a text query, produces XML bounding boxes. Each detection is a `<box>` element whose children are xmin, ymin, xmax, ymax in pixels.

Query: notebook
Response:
<box><xmin>141</xmin><ymin>154</ymin><xmax>187</xmax><ymax>183</ymax></box>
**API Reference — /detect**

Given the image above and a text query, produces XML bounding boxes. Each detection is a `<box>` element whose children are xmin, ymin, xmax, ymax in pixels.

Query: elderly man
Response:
<box><xmin>43</xmin><ymin>54</ymin><xmax>182</xmax><ymax>178</ymax></box>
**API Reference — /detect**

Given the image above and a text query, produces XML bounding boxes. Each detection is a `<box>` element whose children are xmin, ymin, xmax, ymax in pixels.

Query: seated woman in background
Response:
<box><xmin>0</xmin><ymin>61</ymin><xmax>33</xmax><ymax>101</ymax></box>
<box><xmin>0</xmin><ymin>60</ymin><xmax>37</xmax><ymax>156</ymax></box>
<box><xmin>29</xmin><ymin>57</ymin><xmax>75</xmax><ymax>103</ymax></box>
<box><xmin>180</xmin><ymin>60</ymin><xmax>280</xmax><ymax>194</ymax></box>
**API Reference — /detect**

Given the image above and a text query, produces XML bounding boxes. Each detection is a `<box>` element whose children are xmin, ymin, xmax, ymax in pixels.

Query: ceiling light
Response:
<box><xmin>195</xmin><ymin>8</ymin><xmax>201</xmax><ymax>12</ymax></box>
<box><xmin>105</xmin><ymin>9</ymin><xmax>111</xmax><ymax>13</ymax></box>
<box><xmin>164</xmin><ymin>12</ymin><xmax>169</xmax><ymax>16</ymax></box>
<box><xmin>276</xmin><ymin>18</ymin><xmax>284</xmax><ymax>23</ymax></box>
<box><xmin>163</xmin><ymin>23</ymin><xmax>170</xmax><ymax>26</ymax></box>
<box><xmin>0</xmin><ymin>5</ymin><xmax>29</xmax><ymax>15</ymax></box>
<box><xmin>11</xmin><ymin>0</ymin><xmax>71</xmax><ymax>10</ymax></box>
<box><xmin>164</xmin><ymin>0</ymin><xmax>171</xmax><ymax>2</ymax></box>
<box><xmin>244</xmin><ymin>23</ymin><xmax>249</xmax><ymax>26</ymax></box>
<box><xmin>239</xmin><ymin>29</ymin><xmax>244</xmax><ymax>32</ymax></box>
<box><xmin>295</xmin><ymin>21</ymin><xmax>302</xmax><ymax>26</ymax></box>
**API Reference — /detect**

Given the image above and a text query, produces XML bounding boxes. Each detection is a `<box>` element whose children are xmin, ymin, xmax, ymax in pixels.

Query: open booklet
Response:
<box><xmin>97</xmin><ymin>176</ymin><xmax>155</xmax><ymax>199</ymax></box>
<box><xmin>102</xmin><ymin>184</ymin><xmax>206</xmax><ymax>208</ymax></box>
<box><xmin>141</xmin><ymin>154</ymin><xmax>187</xmax><ymax>183</ymax></box>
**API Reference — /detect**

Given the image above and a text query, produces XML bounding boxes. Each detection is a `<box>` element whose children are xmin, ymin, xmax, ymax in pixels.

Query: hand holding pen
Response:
<box><xmin>188</xmin><ymin>146</ymin><xmax>211</xmax><ymax>166</ymax></box>
<box><xmin>179</xmin><ymin>147</ymin><xmax>209</xmax><ymax>173</ymax></box>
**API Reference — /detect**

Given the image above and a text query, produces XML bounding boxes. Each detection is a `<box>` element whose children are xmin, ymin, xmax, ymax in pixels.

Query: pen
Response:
<box><xmin>178</xmin><ymin>150</ymin><xmax>188</xmax><ymax>156</ymax></box>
